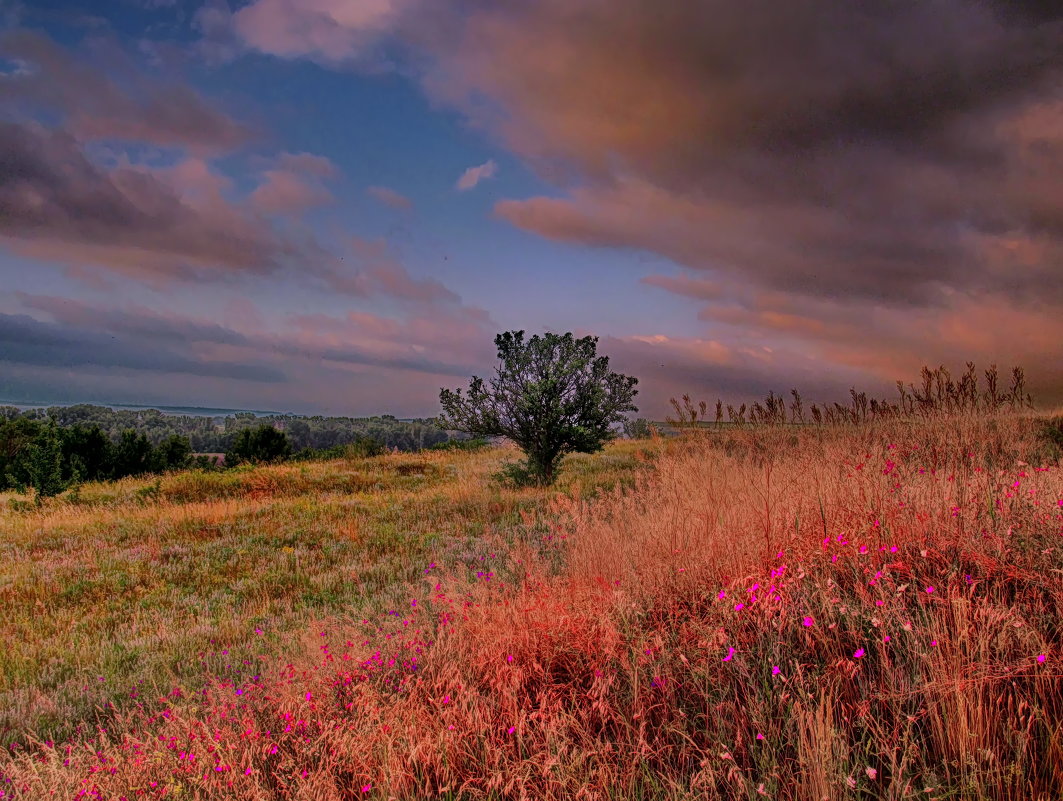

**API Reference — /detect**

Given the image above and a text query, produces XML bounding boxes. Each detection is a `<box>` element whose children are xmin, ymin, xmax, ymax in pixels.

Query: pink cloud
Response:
<box><xmin>232</xmin><ymin>0</ymin><xmax>400</xmax><ymax>64</ymax></box>
<box><xmin>455</xmin><ymin>159</ymin><xmax>497</xmax><ymax>191</ymax></box>
<box><xmin>367</xmin><ymin>185</ymin><xmax>413</xmax><ymax>210</ymax></box>
<box><xmin>1</xmin><ymin>30</ymin><xmax>253</xmax><ymax>154</ymax></box>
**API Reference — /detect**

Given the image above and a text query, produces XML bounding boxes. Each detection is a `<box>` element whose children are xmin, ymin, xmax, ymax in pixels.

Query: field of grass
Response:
<box><xmin>2</xmin><ymin>415</ymin><xmax>1062</xmax><ymax>800</ymax></box>
<box><xmin>0</xmin><ymin>441</ymin><xmax>654</xmax><ymax>748</ymax></box>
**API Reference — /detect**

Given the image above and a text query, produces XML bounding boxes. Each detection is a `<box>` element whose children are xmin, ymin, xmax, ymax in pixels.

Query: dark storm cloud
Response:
<box><xmin>13</xmin><ymin>294</ymin><xmax>254</xmax><ymax>347</ymax></box>
<box><xmin>392</xmin><ymin>0</ymin><xmax>1063</xmax><ymax>307</ymax></box>
<box><xmin>0</xmin><ymin>312</ymin><xmax>286</xmax><ymax>382</ymax></box>
<box><xmin>11</xmin><ymin>294</ymin><xmax>483</xmax><ymax>380</ymax></box>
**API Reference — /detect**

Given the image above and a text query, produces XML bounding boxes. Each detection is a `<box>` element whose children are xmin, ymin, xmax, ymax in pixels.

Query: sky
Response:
<box><xmin>0</xmin><ymin>0</ymin><xmax>1060</xmax><ymax>418</ymax></box>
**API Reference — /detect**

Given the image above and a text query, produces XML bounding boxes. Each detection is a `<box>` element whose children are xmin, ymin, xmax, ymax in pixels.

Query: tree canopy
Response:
<box><xmin>439</xmin><ymin>331</ymin><xmax>638</xmax><ymax>484</ymax></box>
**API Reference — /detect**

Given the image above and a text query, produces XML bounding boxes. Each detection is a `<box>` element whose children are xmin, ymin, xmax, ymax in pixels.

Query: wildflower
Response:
<box><xmin>1037</xmin><ymin>654</ymin><xmax>1047</xmax><ymax>663</ymax></box>
<box><xmin>853</xmin><ymin>648</ymin><xmax>865</xmax><ymax>658</ymax></box>
<box><xmin>756</xmin><ymin>733</ymin><xmax>765</xmax><ymax>740</ymax></box>
<box><xmin>802</xmin><ymin>616</ymin><xmax>814</xmax><ymax>627</ymax></box>
<box><xmin>866</xmin><ymin>767</ymin><xmax>878</xmax><ymax>780</ymax></box>
<box><xmin>925</xmin><ymin>586</ymin><xmax>934</xmax><ymax>594</ymax></box>
<box><xmin>361</xmin><ymin>784</ymin><xmax>372</xmax><ymax>793</ymax></box>
<box><xmin>722</xmin><ymin>646</ymin><xmax>735</xmax><ymax>662</ymax></box>
<box><xmin>771</xmin><ymin>666</ymin><xmax>781</xmax><ymax>675</ymax></box>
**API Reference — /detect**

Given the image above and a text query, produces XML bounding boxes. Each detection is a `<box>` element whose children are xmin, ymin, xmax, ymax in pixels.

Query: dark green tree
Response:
<box><xmin>226</xmin><ymin>424</ymin><xmax>292</xmax><ymax>465</ymax></box>
<box><xmin>155</xmin><ymin>434</ymin><xmax>192</xmax><ymax>472</ymax></box>
<box><xmin>439</xmin><ymin>331</ymin><xmax>638</xmax><ymax>485</ymax></box>
<box><xmin>8</xmin><ymin>422</ymin><xmax>66</xmax><ymax>501</ymax></box>
<box><xmin>59</xmin><ymin>424</ymin><xmax>113</xmax><ymax>483</ymax></box>
<box><xmin>0</xmin><ymin>417</ymin><xmax>43</xmax><ymax>490</ymax></box>
<box><xmin>112</xmin><ymin>430</ymin><xmax>155</xmax><ymax>479</ymax></box>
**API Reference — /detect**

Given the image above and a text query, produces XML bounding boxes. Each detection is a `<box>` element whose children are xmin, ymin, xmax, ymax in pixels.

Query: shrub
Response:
<box><xmin>225</xmin><ymin>424</ymin><xmax>293</xmax><ymax>465</ymax></box>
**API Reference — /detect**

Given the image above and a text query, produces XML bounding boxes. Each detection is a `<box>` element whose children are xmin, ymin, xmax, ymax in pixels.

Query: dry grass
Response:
<box><xmin>1</xmin><ymin>415</ymin><xmax>1061</xmax><ymax>800</ymax></box>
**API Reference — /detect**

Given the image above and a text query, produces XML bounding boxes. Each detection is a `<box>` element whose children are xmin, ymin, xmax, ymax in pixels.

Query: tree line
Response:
<box><xmin>4</xmin><ymin>405</ymin><xmax>453</xmax><ymax>452</ymax></box>
<box><xmin>0</xmin><ymin>406</ymin><xmax>473</xmax><ymax>502</ymax></box>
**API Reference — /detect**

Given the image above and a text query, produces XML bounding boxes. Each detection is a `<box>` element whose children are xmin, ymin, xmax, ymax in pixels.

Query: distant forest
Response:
<box><xmin>0</xmin><ymin>405</ymin><xmax>457</xmax><ymax>453</ymax></box>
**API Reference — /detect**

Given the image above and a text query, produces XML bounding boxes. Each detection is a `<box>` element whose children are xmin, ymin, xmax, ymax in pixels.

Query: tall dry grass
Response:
<box><xmin>2</xmin><ymin>415</ymin><xmax>1061</xmax><ymax>800</ymax></box>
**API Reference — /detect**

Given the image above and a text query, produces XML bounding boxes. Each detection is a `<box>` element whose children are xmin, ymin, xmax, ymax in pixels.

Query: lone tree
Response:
<box><xmin>439</xmin><ymin>331</ymin><xmax>638</xmax><ymax>485</ymax></box>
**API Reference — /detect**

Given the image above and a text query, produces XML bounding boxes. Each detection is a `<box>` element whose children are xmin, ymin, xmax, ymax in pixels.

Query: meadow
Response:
<box><xmin>1</xmin><ymin>412</ymin><xmax>1062</xmax><ymax>800</ymax></box>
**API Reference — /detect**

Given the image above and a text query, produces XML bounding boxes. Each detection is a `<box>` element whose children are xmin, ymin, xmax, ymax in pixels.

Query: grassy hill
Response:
<box><xmin>1</xmin><ymin>415</ymin><xmax>1061</xmax><ymax>800</ymax></box>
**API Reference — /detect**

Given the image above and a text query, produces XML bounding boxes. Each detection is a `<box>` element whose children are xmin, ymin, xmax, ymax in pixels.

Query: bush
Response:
<box><xmin>226</xmin><ymin>424</ymin><xmax>293</xmax><ymax>465</ymax></box>
<box><xmin>427</xmin><ymin>437</ymin><xmax>490</xmax><ymax>452</ymax></box>
<box><xmin>622</xmin><ymin>418</ymin><xmax>654</xmax><ymax>439</ymax></box>
<box><xmin>291</xmin><ymin>436</ymin><xmax>385</xmax><ymax>462</ymax></box>
<box><xmin>1035</xmin><ymin>416</ymin><xmax>1063</xmax><ymax>465</ymax></box>
<box><xmin>492</xmin><ymin>458</ymin><xmax>541</xmax><ymax>488</ymax></box>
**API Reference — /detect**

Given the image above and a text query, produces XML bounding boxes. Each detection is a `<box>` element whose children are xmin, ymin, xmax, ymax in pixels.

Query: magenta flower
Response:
<box><xmin>802</xmin><ymin>616</ymin><xmax>814</xmax><ymax>627</ymax></box>
<box><xmin>853</xmin><ymin>648</ymin><xmax>865</xmax><ymax>658</ymax></box>
<box><xmin>722</xmin><ymin>647</ymin><xmax>735</xmax><ymax>662</ymax></box>
<box><xmin>771</xmin><ymin>666</ymin><xmax>781</xmax><ymax>675</ymax></box>
<box><xmin>1037</xmin><ymin>654</ymin><xmax>1047</xmax><ymax>663</ymax></box>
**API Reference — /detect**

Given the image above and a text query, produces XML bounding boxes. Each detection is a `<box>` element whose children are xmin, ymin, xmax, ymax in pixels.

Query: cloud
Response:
<box><xmin>250</xmin><ymin>152</ymin><xmax>338</xmax><ymax>214</ymax></box>
<box><xmin>0</xmin><ymin>32</ymin><xmax>358</xmax><ymax>289</ymax></box>
<box><xmin>0</xmin><ymin>312</ymin><xmax>286</xmax><ymax>382</ymax></box>
<box><xmin>410</xmin><ymin>2</ymin><xmax>1062</xmax><ymax>307</ymax></box>
<box><xmin>0</xmin><ymin>121</ymin><xmax>306</xmax><ymax>282</ymax></box>
<box><xmin>367</xmin><ymin>185</ymin><xmax>413</xmax><ymax>210</ymax></box>
<box><xmin>455</xmin><ymin>159</ymin><xmax>497</xmax><ymax>191</ymax></box>
<box><xmin>226</xmin><ymin>0</ymin><xmax>1062</xmax><ymax>307</ymax></box>
<box><xmin>0</xmin><ymin>30</ymin><xmax>253</xmax><ymax>154</ymax></box>
<box><xmin>641</xmin><ymin>274</ymin><xmax>726</xmax><ymax>302</ymax></box>
<box><xmin>322</xmin><ymin>236</ymin><xmax>462</xmax><ymax>303</ymax></box>
<box><xmin>232</xmin><ymin>0</ymin><xmax>400</xmax><ymax>65</ymax></box>
<box><xmin>13</xmin><ymin>293</ymin><xmax>254</xmax><ymax>347</ymax></box>
<box><xmin>4</xmin><ymin>293</ymin><xmax>498</xmax><ymax>409</ymax></box>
